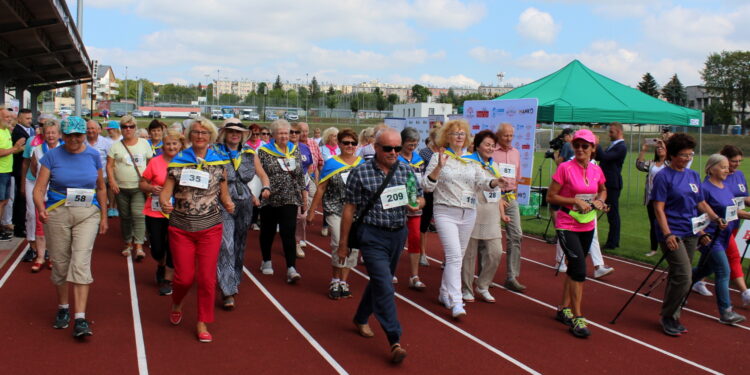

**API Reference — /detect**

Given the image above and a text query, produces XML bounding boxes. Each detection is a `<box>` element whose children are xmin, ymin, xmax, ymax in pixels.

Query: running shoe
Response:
<box><xmin>569</xmin><ymin>316</ymin><xmax>591</xmax><ymax>338</ymax></box>
<box><xmin>593</xmin><ymin>265</ymin><xmax>614</xmax><ymax>279</ymax></box>
<box><xmin>260</xmin><ymin>261</ymin><xmax>273</xmax><ymax>275</ymax></box>
<box><xmin>719</xmin><ymin>309</ymin><xmax>747</xmax><ymax>325</ymax></box>
<box><xmin>251</xmin><ymin>224</ymin><xmax>260</xmax><ymax>231</ymax></box>
<box><xmin>462</xmin><ymin>290</ymin><xmax>475</xmax><ymax>302</ymax></box>
<box><xmin>296</xmin><ymin>244</ymin><xmax>305</xmax><ymax>258</ymax></box>
<box><xmin>451</xmin><ymin>304</ymin><xmax>467</xmax><ymax>319</ymax></box>
<box><xmin>286</xmin><ymin>267</ymin><xmax>301</xmax><ymax>284</ymax></box>
<box><xmin>392</xmin><ymin>276</ymin><xmax>398</xmax><ymax>284</ymax></box>
<box><xmin>158</xmin><ymin>281</ymin><xmax>173</xmax><ymax>296</ymax></box>
<box><xmin>321</xmin><ymin>227</ymin><xmax>329</xmax><ymax>237</ymax></box>
<box><xmin>73</xmin><ymin>318</ymin><xmax>93</xmax><ymax>337</ymax></box>
<box><xmin>742</xmin><ymin>290</ymin><xmax>750</xmax><ymax>307</ymax></box>
<box><xmin>299</xmin><ymin>240</ymin><xmax>307</xmax><ymax>248</ymax></box>
<box><xmin>328</xmin><ymin>281</ymin><xmax>341</xmax><ymax>300</ymax></box>
<box><xmin>556</xmin><ymin>308</ymin><xmax>574</xmax><ymax>326</ymax></box>
<box><xmin>660</xmin><ymin>316</ymin><xmax>681</xmax><ymax>337</ymax></box>
<box><xmin>339</xmin><ymin>282</ymin><xmax>351</xmax><ymax>298</ymax></box>
<box><xmin>691</xmin><ymin>281</ymin><xmax>713</xmax><ymax>296</ymax></box>
<box><xmin>409</xmin><ymin>276</ymin><xmax>426</xmax><ymax>290</ymax></box>
<box><xmin>22</xmin><ymin>248</ymin><xmax>36</xmax><ymax>262</ymax></box>
<box><xmin>504</xmin><ymin>278</ymin><xmax>526</xmax><ymax>293</ymax></box>
<box><xmin>475</xmin><ymin>288</ymin><xmax>496</xmax><ymax>303</ymax></box>
<box><xmin>674</xmin><ymin>319</ymin><xmax>688</xmax><ymax>334</ymax></box>
<box><xmin>53</xmin><ymin>308</ymin><xmax>70</xmax><ymax>329</ymax></box>
<box><xmin>0</xmin><ymin>232</ymin><xmax>12</xmax><ymax>242</ymax></box>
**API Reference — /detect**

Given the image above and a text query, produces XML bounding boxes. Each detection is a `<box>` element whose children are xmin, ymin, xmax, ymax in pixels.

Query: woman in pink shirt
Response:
<box><xmin>546</xmin><ymin>129</ymin><xmax>607</xmax><ymax>338</ymax></box>
<box><xmin>139</xmin><ymin>130</ymin><xmax>185</xmax><ymax>295</ymax></box>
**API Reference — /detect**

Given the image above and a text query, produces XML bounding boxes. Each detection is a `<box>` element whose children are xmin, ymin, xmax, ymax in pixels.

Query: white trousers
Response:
<box><xmin>434</xmin><ymin>205</ymin><xmax>477</xmax><ymax>308</ymax></box>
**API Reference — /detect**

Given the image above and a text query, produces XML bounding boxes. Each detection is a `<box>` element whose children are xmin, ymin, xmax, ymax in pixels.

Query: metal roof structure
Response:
<box><xmin>0</xmin><ymin>0</ymin><xmax>92</xmax><ymax>94</ymax></box>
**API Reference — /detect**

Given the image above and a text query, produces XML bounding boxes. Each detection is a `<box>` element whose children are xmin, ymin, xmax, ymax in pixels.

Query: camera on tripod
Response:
<box><xmin>544</xmin><ymin>128</ymin><xmax>573</xmax><ymax>159</ymax></box>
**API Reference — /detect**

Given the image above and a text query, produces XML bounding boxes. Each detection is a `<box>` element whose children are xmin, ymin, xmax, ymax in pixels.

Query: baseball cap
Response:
<box><xmin>572</xmin><ymin>129</ymin><xmax>596</xmax><ymax>144</ymax></box>
<box><xmin>107</xmin><ymin>120</ymin><xmax>120</xmax><ymax>129</ymax></box>
<box><xmin>61</xmin><ymin>116</ymin><xmax>86</xmax><ymax>134</ymax></box>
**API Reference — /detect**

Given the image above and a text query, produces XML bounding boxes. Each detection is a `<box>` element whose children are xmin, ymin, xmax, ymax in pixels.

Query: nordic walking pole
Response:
<box><xmin>610</xmin><ymin>252</ymin><xmax>667</xmax><ymax>324</ymax></box>
<box><xmin>555</xmin><ymin>253</ymin><xmax>566</xmax><ymax>277</ymax></box>
<box><xmin>681</xmin><ymin>224</ymin><xmax>724</xmax><ymax>309</ymax></box>
<box><xmin>644</xmin><ymin>268</ymin><xmax>668</xmax><ymax>297</ymax></box>
<box><xmin>741</xmin><ymin>240</ymin><xmax>749</xmax><ymax>284</ymax></box>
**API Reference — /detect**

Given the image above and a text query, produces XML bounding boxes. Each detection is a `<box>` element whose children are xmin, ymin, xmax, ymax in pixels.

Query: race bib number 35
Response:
<box><xmin>179</xmin><ymin>168</ymin><xmax>210</xmax><ymax>189</ymax></box>
<box><xmin>65</xmin><ymin>188</ymin><xmax>95</xmax><ymax>207</ymax></box>
<box><xmin>380</xmin><ymin>185</ymin><xmax>408</xmax><ymax>209</ymax></box>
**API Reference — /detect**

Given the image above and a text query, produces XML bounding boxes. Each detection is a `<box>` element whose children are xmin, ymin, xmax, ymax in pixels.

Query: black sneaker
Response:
<box><xmin>674</xmin><ymin>319</ymin><xmax>688</xmax><ymax>334</ymax></box>
<box><xmin>0</xmin><ymin>232</ymin><xmax>12</xmax><ymax>242</ymax></box>
<box><xmin>340</xmin><ymin>282</ymin><xmax>352</xmax><ymax>298</ymax></box>
<box><xmin>73</xmin><ymin>318</ymin><xmax>93</xmax><ymax>337</ymax></box>
<box><xmin>660</xmin><ymin>316</ymin><xmax>681</xmax><ymax>337</ymax></box>
<box><xmin>569</xmin><ymin>316</ymin><xmax>591</xmax><ymax>338</ymax></box>
<box><xmin>556</xmin><ymin>308</ymin><xmax>574</xmax><ymax>326</ymax></box>
<box><xmin>328</xmin><ymin>281</ymin><xmax>341</xmax><ymax>300</ymax></box>
<box><xmin>158</xmin><ymin>281</ymin><xmax>173</xmax><ymax>296</ymax></box>
<box><xmin>22</xmin><ymin>248</ymin><xmax>36</xmax><ymax>262</ymax></box>
<box><xmin>53</xmin><ymin>308</ymin><xmax>70</xmax><ymax>329</ymax></box>
<box><xmin>155</xmin><ymin>266</ymin><xmax>165</xmax><ymax>284</ymax></box>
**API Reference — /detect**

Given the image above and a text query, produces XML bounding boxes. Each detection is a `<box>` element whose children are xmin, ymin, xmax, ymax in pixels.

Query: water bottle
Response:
<box><xmin>407</xmin><ymin>171</ymin><xmax>418</xmax><ymax>208</ymax></box>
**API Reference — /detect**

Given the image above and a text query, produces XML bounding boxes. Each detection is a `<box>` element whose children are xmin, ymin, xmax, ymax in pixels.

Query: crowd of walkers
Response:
<box><xmin>1</xmin><ymin>107</ymin><xmax>748</xmax><ymax>363</ymax></box>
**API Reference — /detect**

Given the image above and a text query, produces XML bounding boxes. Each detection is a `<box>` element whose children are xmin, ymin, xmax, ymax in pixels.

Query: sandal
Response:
<box><xmin>390</xmin><ymin>343</ymin><xmax>407</xmax><ymax>364</ymax></box>
<box><xmin>409</xmin><ymin>276</ymin><xmax>426</xmax><ymax>290</ymax></box>
<box><xmin>121</xmin><ymin>246</ymin><xmax>132</xmax><ymax>257</ymax></box>
<box><xmin>31</xmin><ymin>261</ymin><xmax>44</xmax><ymax>273</ymax></box>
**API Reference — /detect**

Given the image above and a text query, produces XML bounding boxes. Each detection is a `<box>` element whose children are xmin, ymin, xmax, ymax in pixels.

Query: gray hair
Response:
<box><xmin>270</xmin><ymin>119</ymin><xmax>291</xmax><ymax>136</ymax></box>
<box><xmin>705</xmin><ymin>153</ymin><xmax>728</xmax><ymax>176</ymax></box>
<box><xmin>374</xmin><ymin>127</ymin><xmax>398</xmax><ymax>144</ymax></box>
<box><xmin>321</xmin><ymin>127</ymin><xmax>339</xmax><ymax>144</ymax></box>
<box><xmin>401</xmin><ymin>127</ymin><xmax>420</xmax><ymax>143</ymax></box>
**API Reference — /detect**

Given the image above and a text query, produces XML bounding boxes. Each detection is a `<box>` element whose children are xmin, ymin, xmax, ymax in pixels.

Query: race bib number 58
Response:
<box><xmin>65</xmin><ymin>188</ymin><xmax>95</xmax><ymax>207</ymax></box>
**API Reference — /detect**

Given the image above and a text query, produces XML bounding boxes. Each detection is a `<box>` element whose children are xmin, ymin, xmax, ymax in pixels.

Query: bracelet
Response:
<box><xmin>261</xmin><ymin>186</ymin><xmax>270</xmax><ymax>192</ymax></box>
<box><xmin>664</xmin><ymin>233</ymin><xmax>675</xmax><ymax>240</ymax></box>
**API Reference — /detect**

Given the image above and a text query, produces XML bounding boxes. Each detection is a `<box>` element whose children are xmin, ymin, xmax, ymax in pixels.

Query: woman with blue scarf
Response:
<box><xmin>213</xmin><ymin>118</ymin><xmax>262</xmax><ymax>310</ymax></box>
<box><xmin>398</xmin><ymin>127</ymin><xmax>426</xmax><ymax>289</ymax></box>
<box><xmin>147</xmin><ymin>119</ymin><xmax>166</xmax><ymax>157</ymax></box>
<box><xmin>160</xmin><ymin>118</ymin><xmax>234</xmax><ymax>343</ymax></box>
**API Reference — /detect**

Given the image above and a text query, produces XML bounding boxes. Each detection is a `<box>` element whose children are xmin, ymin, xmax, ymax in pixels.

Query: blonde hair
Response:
<box><xmin>43</xmin><ymin>119</ymin><xmax>61</xmax><ymax>134</ymax></box>
<box><xmin>321</xmin><ymin>127</ymin><xmax>339</xmax><ymax>145</ymax></box>
<box><xmin>269</xmin><ymin>119</ymin><xmax>291</xmax><ymax>136</ymax></box>
<box><xmin>436</xmin><ymin>119</ymin><xmax>471</xmax><ymax>148</ymax></box>
<box><xmin>163</xmin><ymin>129</ymin><xmax>186</xmax><ymax>150</ymax></box>
<box><xmin>120</xmin><ymin>115</ymin><xmax>136</xmax><ymax>126</ymax></box>
<box><xmin>705</xmin><ymin>153</ymin><xmax>728</xmax><ymax>177</ymax></box>
<box><xmin>359</xmin><ymin>127</ymin><xmax>374</xmax><ymax>144</ymax></box>
<box><xmin>188</xmin><ymin>117</ymin><xmax>218</xmax><ymax>143</ymax></box>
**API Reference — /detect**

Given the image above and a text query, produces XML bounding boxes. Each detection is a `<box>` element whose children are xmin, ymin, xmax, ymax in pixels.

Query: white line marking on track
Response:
<box><xmin>424</xmin><ymin>255</ymin><xmax>724</xmax><ymax>375</ymax></box>
<box><xmin>304</xmin><ymin>241</ymin><xmax>541</xmax><ymax>375</ymax></box>
<box><xmin>126</xmin><ymin>256</ymin><xmax>149</xmax><ymax>375</ymax></box>
<box><xmin>242</xmin><ymin>266</ymin><xmax>348</xmax><ymax>375</ymax></box>
<box><xmin>0</xmin><ymin>243</ymin><xmax>29</xmax><ymax>288</ymax></box>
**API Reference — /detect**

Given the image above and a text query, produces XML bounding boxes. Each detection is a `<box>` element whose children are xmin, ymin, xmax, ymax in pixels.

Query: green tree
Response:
<box><xmin>637</xmin><ymin>73</ymin><xmax>659</xmax><ymax>97</ymax></box>
<box><xmin>410</xmin><ymin>84</ymin><xmax>431</xmax><ymax>102</ymax></box>
<box><xmin>325</xmin><ymin>86</ymin><xmax>338</xmax><ymax>116</ymax></box>
<box><xmin>704</xmin><ymin>100</ymin><xmax>734</xmax><ymax>126</ymax></box>
<box><xmin>387</xmin><ymin>93</ymin><xmax>400</xmax><ymax>106</ymax></box>
<box><xmin>661</xmin><ymin>74</ymin><xmax>687</xmax><ymax>106</ymax></box>
<box><xmin>206</xmin><ymin>83</ymin><xmax>214</xmax><ymax>104</ymax></box>
<box><xmin>218</xmin><ymin>93</ymin><xmax>241</xmax><ymax>105</ymax></box>
<box><xmin>256</xmin><ymin>82</ymin><xmax>268</xmax><ymax>95</ymax></box>
<box><xmin>298</xmin><ymin>86</ymin><xmax>310</xmax><ymax>110</ymax></box>
<box><xmin>702</xmin><ymin>50</ymin><xmax>750</xmax><ymax>126</ymax></box>
<box><xmin>350</xmin><ymin>93</ymin><xmax>360</xmax><ymax>115</ymax></box>
<box><xmin>273</xmin><ymin>75</ymin><xmax>283</xmax><ymax>91</ymax></box>
<box><xmin>310</xmin><ymin>76</ymin><xmax>322</xmax><ymax>102</ymax></box>
<box><xmin>157</xmin><ymin>83</ymin><xmax>196</xmax><ymax>104</ymax></box>
<box><xmin>374</xmin><ymin>88</ymin><xmax>387</xmax><ymax>112</ymax></box>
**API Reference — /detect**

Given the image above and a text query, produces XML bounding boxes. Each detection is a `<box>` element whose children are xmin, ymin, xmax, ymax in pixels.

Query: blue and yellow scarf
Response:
<box><xmin>397</xmin><ymin>151</ymin><xmax>424</xmax><ymax>168</ymax></box>
<box><xmin>213</xmin><ymin>143</ymin><xmax>256</xmax><ymax>170</ymax></box>
<box><xmin>258</xmin><ymin>140</ymin><xmax>297</xmax><ymax>158</ymax></box>
<box><xmin>148</xmin><ymin>139</ymin><xmax>163</xmax><ymax>156</ymax></box>
<box><xmin>462</xmin><ymin>151</ymin><xmax>500</xmax><ymax>178</ymax></box>
<box><xmin>169</xmin><ymin>147</ymin><xmax>229</xmax><ymax>170</ymax></box>
<box><xmin>319</xmin><ymin>156</ymin><xmax>363</xmax><ymax>183</ymax></box>
<box><xmin>445</xmin><ymin>147</ymin><xmax>468</xmax><ymax>164</ymax></box>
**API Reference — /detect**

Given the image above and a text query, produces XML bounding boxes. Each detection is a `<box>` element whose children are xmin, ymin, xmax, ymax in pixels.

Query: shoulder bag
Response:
<box><xmin>347</xmin><ymin>161</ymin><xmax>399</xmax><ymax>249</ymax></box>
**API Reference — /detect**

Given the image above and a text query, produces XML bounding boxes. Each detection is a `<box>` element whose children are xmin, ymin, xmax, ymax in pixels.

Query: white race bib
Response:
<box><xmin>247</xmin><ymin>175</ymin><xmax>262</xmax><ymax>197</ymax></box>
<box><xmin>151</xmin><ymin>197</ymin><xmax>162</xmax><ymax>212</ymax></box>
<box><xmin>125</xmin><ymin>153</ymin><xmax>144</xmax><ymax>166</ymax></box>
<box><xmin>483</xmin><ymin>190</ymin><xmax>500</xmax><ymax>203</ymax></box>
<box><xmin>575</xmin><ymin>194</ymin><xmax>596</xmax><ymax>203</ymax></box>
<box><xmin>734</xmin><ymin>196</ymin><xmax>746</xmax><ymax>210</ymax></box>
<box><xmin>65</xmin><ymin>188</ymin><xmax>95</xmax><ymax>207</ymax></box>
<box><xmin>179</xmin><ymin>168</ymin><xmax>210</xmax><ymax>189</ymax></box>
<box><xmin>380</xmin><ymin>185</ymin><xmax>408</xmax><ymax>209</ymax></box>
<box><xmin>341</xmin><ymin>172</ymin><xmax>351</xmax><ymax>184</ymax></box>
<box><xmin>460</xmin><ymin>191</ymin><xmax>477</xmax><ymax>209</ymax></box>
<box><xmin>497</xmin><ymin>163</ymin><xmax>516</xmax><ymax>178</ymax></box>
<box><xmin>726</xmin><ymin>205</ymin><xmax>739</xmax><ymax>222</ymax></box>
<box><xmin>278</xmin><ymin>158</ymin><xmax>296</xmax><ymax>171</ymax></box>
<box><xmin>692</xmin><ymin>213</ymin><xmax>710</xmax><ymax>235</ymax></box>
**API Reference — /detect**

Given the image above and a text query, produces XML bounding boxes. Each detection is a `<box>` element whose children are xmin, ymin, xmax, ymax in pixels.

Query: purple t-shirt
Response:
<box><xmin>650</xmin><ymin>167</ymin><xmax>704</xmax><ymax>240</ymax></box>
<box><xmin>701</xmin><ymin>180</ymin><xmax>738</xmax><ymax>252</ymax></box>
<box><xmin>298</xmin><ymin>142</ymin><xmax>313</xmax><ymax>173</ymax></box>
<box><xmin>725</xmin><ymin>170</ymin><xmax>748</xmax><ymax>198</ymax></box>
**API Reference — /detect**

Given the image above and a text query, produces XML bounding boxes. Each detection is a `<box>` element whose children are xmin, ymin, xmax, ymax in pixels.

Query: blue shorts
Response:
<box><xmin>0</xmin><ymin>173</ymin><xmax>10</xmax><ymax>201</ymax></box>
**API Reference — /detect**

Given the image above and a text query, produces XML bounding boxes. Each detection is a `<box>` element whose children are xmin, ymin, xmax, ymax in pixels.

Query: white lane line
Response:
<box><xmin>304</xmin><ymin>241</ymin><xmax>541</xmax><ymax>375</ymax></box>
<box><xmin>0</xmin><ymin>243</ymin><xmax>29</xmax><ymax>288</ymax></box>
<box><xmin>517</xmin><ymin>253</ymin><xmax>750</xmax><ymax>332</ymax></box>
<box><xmin>242</xmin><ymin>266</ymin><xmax>348</xmax><ymax>375</ymax></box>
<box><xmin>126</xmin><ymin>256</ymin><xmax>149</xmax><ymax>375</ymax></box>
<box><xmin>424</xmin><ymin>255</ymin><xmax>723</xmax><ymax>375</ymax></box>
<box><xmin>522</xmin><ymin>233</ymin><xmax>742</xmax><ymax>293</ymax></box>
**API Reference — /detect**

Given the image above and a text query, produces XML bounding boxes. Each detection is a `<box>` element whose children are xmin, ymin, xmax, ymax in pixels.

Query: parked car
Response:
<box><xmin>58</xmin><ymin>107</ymin><xmax>72</xmax><ymax>116</ymax></box>
<box><xmin>188</xmin><ymin>111</ymin><xmax>199</xmax><ymax>119</ymax></box>
<box><xmin>132</xmin><ymin>110</ymin><xmax>146</xmax><ymax>117</ymax></box>
<box><xmin>149</xmin><ymin>110</ymin><xmax>162</xmax><ymax>118</ymax></box>
<box><xmin>113</xmin><ymin>110</ymin><xmax>126</xmax><ymax>117</ymax></box>
<box><xmin>81</xmin><ymin>108</ymin><xmax>91</xmax><ymax>117</ymax></box>
<box><xmin>266</xmin><ymin>113</ymin><xmax>279</xmax><ymax>121</ymax></box>
<box><xmin>284</xmin><ymin>112</ymin><xmax>299</xmax><ymax>121</ymax></box>
<box><xmin>211</xmin><ymin>110</ymin><xmax>223</xmax><ymax>120</ymax></box>
<box><xmin>247</xmin><ymin>112</ymin><xmax>260</xmax><ymax>121</ymax></box>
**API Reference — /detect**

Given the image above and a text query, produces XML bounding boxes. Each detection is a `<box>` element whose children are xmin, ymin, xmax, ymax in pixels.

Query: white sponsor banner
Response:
<box><xmin>384</xmin><ymin>117</ymin><xmax>405</xmax><ymax>132</ymax></box>
<box><xmin>460</xmin><ymin>98</ymin><xmax>539</xmax><ymax>205</ymax></box>
<box><xmin>405</xmin><ymin>117</ymin><xmax>430</xmax><ymax>153</ymax></box>
<box><xmin>735</xmin><ymin>220</ymin><xmax>750</xmax><ymax>259</ymax></box>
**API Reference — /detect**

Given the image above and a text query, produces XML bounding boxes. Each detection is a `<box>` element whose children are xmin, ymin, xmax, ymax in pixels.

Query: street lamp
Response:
<box><xmin>305</xmin><ymin>73</ymin><xmax>309</xmax><ymax>122</ymax></box>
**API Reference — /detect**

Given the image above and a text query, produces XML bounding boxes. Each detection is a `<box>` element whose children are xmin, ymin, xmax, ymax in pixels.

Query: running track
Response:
<box><xmin>0</xmin><ymin>214</ymin><xmax>747</xmax><ymax>375</ymax></box>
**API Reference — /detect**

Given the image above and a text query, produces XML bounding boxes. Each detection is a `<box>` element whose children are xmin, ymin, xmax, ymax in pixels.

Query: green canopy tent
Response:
<box><xmin>496</xmin><ymin>59</ymin><xmax>705</xmax><ymax>205</ymax></box>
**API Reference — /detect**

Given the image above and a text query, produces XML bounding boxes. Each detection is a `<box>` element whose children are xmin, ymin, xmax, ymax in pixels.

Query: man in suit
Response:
<box><xmin>596</xmin><ymin>122</ymin><xmax>626</xmax><ymax>250</ymax></box>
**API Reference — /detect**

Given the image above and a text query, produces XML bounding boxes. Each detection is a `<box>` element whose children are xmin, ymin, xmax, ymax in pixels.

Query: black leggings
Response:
<box><xmin>419</xmin><ymin>192</ymin><xmax>434</xmax><ymax>233</ymax></box>
<box><xmin>557</xmin><ymin>229</ymin><xmax>594</xmax><ymax>282</ymax></box>
<box><xmin>646</xmin><ymin>201</ymin><xmax>658</xmax><ymax>251</ymax></box>
<box><xmin>145</xmin><ymin>216</ymin><xmax>173</xmax><ymax>268</ymax></box>
<box><xmin>260</xmin><ymin>205</ymin><xmax>298</xmax><ymax>268</ymax></box>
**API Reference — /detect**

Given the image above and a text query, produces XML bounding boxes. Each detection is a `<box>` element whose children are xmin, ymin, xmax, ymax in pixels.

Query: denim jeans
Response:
<box><xmin>692</xmin><ymin>249</ymin><xmax>731</xmax><ymax>311</ymax></box>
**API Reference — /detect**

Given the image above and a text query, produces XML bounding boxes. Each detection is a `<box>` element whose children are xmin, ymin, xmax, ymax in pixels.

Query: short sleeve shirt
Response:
<box><xmin>141</xmin><ymin>155</ymin><xmax>169</xmax><ymax>218</ymax></box>
<box><xmin>650</xmin><ymin>167</ymin><xmax>704</xmax><ymax>239</ymax></box>
<box><xmin>701</xmin><ymin>180</ymin><xmax>738</xmax><ymax>251</ymax></box>
<box><xmin>87</xmin><ymin>136</ymin><xmax>113</xmax><ymax>178</ymax></box>
<box><xmin>552</xmin><ymin>160</ymin><xmax>606</xmax><ymax>232</ymax></box>
<box><xmin>0</xmin><ymin>128</ymin><xmax>13</xmax><ymax>173</ymax></box>
<box><xmin>559</xmin><ymin>142</ymin><xmax>574</xmax><ymax>162</ymax></box>
<box><xmin>108</xmin><ymin>138</ymin><xmax>154</xmax><ymax>188</ymax></box>
<box><xmin>726</xmin><ymin>170</ymin><xmax>748</xmax><ymax>198</ymax></box>
<box><xmin>39</xmin><ymin>146</ymin><xmax>102</xmax><ymax>193</ymax></box>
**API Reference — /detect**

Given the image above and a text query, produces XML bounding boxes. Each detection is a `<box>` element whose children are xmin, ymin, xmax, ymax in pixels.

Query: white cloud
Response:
<box><xmin>419</xmin><ymin>74</ymin><xmax>479</xmax><ymax>88</ymax></box>
<box><xmin>410</xmin><ymin>0</ymin><xmax>486</xmax><ymax>29</ymax></box>
<box><xmin>469</xmin><ymin>46</ymin><xmax>510</xmax><ymax>64</ymax></box>
<box><xmin>516</xmin><ymin>7</ymin><xmax>560</xmax><ymax>44</ymax></box>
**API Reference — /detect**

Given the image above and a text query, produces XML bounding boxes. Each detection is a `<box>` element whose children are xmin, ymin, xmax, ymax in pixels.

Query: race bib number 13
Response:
<box><xmin>179</xmin><ymin>168</ymin><xmax>210</xmax><ymax>189</ymax></box>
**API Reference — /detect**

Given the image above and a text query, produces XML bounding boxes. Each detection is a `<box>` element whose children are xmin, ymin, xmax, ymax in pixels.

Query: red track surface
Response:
<box><xmin>0</xmin><ymin>214</ymin><xmax>747</xmax><ymax>374</ymax></box>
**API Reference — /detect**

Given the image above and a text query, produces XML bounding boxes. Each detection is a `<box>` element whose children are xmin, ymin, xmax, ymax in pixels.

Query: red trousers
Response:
<box><xmin>727</xmin><ymin>230</ymin><xmax>745</xmax><ymax>280</ymax></box>
<box><xmin>169</xmin><ymin>224</ymin><xmax>223</xmax><ymax>323</ymax></box>
<box><xmin>406</xmin><ymin>215</ymin><xmax>421</xmax><ymax>254</ymax></box>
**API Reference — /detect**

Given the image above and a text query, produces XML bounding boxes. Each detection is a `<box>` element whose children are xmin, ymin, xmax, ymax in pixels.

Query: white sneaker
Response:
<box><xmin>451</xmin><ymin>304</ymin><xmax>467</xmax><ymax>319</ymax></box>
<box><xmin>392</xmin><ymin>276</ymin><xmax>398</xmax><ymax>284</ymax></box>
<box><xmin>286</xmin><ymin>267</ymin><xmax>301</xmax><ymax>284</ymax></box>
<box><xmin>438</xmin><ymin>294</ymin><xmax>450</xmax><ymax>309</ymax></box>
<box><xmin>299</xmin><ymin>240</ymin><xmax>307</xmax><ymax>248</ymax></box>
<box><xmin>691</xmin><ymin>281</ymin><xmax>713</xmax><ymax>296</ymax></box>
<box><xmin>462</xmin><ymin>290</ymin><xmax>475</xmax><ymax>303</ymax></box>
<box><xmin>742</xmin><ymin>290</ymin><xmax>750</xmax><ymax>307</ymax></box>
<box><xmin>475</xmin><ymin>288</ymin><xmax>496</xmax><ymax>303</ymax></box>
<box><xmin>557</xmin><ymin>262</ymin><xmax>567</xmax><ymax>273</ymax></box>
<box><xmin>260</xmin><ymin>261</ymin><xmax>273</xmax><ymax>275</ymax></box>
<box><xmin>594</xmin><ymin>265</ymin><xmax>614</xmax><ymax>279</ymax></box>
<box><xmin>251</xmin><ymin>224</ymin><xmax>260</xmax><ymax>231</ymax></box>
<box><xmin>296</xmin><ymin>244</ymin><xmax>305</xmax><ymax>258</ymax></box>
<box><xmin>321</xmin><ymin>227</ymin><xmax>329</xmax><ymax>237</ymax></box>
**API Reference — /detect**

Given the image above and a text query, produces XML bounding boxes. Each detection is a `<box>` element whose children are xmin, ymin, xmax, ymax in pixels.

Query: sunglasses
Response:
<box><xmin>572</xmin><ymin>143</ymin><xmax>590</xmax><ymax>150</ymax></box>
<box><xmin>252</xmin><ymin>132</ymin><xmax>260</xmax><ymax>136</ymax></box>
<box><xmin>379</xmin><ymin>144</ymin><xmax>402</xmax><ymax>153</ymax></box>
<box><xmin>121</xmin><ymin>125</ymin><xmax>136</xmax><ymax>129</ymax></box>
<box><xmin>341</xmin><ymin>140</ymin><xmax>358</xmax><ymax>146</ymax></box>
<box><xmin>290</xmin><ymin>130</ymin><xmax>301</xmax><ymax>134</ymax></box>
<box><xmin>261</xmin><ymin>132</ymin><xmax>270</xmax><ymax>136</ymax></box>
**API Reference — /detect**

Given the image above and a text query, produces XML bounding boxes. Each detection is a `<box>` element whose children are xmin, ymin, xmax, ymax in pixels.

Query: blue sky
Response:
<box><xmin>69</xmin><ymin>0</ymin><xmax>750</xmax><ymax>89</ymax></box>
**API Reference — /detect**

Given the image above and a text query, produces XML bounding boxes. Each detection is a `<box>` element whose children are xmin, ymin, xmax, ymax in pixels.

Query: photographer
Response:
<box><xmin>553</xmin><ymin>128</ymin><xmax>574</xmax><ymax>165</ymax></box>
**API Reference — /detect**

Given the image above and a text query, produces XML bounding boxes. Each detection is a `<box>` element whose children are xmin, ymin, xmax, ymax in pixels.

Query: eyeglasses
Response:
<box><xmin>252</xmin><ymin>132</ymin><xmax>260</xmax><ymax>136</ymax></box>
<box><xmin>449</xmin><ymin>132</ymin><xmax>466</xmax><ymax>138</ymax></box>
<box><xmin>378</xmin><ymin>144</ymin><xmax>402</xmax><ymax>153</ymax></box>
<box><xmin>191</xmin><ymin>130</ymin><xmax>210</xmax><ymax>136</ymax></box>
<box><xmin>121</xmin><ymin>125</ymin><xmax>136</xmax><ymax>129</ymax></box>
<box><xmin>290</xmin><ymin>130</ymin><xmax>301</xmax><ymax>134</ymax></box>
<box><xmin>572</xmin><ymin>143</ymin><xmax>590</xmax><ymax>150</ymax></box>
<box><xmin>261</xmin><ymin>132</ymin><xmax>270</xmax><ymax>136</ymax></box>
<box><xmin>677</xmin><ymin>152</ymin><xmax>695</xmax><ymax>159</ymax></box>
<box><xmin>341</xmin><ymin>140</ymin><xmax>358</xmax><ymax>146</ymax></box>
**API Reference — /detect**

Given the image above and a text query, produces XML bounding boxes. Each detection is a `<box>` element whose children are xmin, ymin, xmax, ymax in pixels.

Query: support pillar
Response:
<box><xmin>29</xmin><ymin>89</ymin><xmax>41</xmax><ymax>122</ymax></box>
<box><xmin>14</xmin><ymin>83</ymin><xmax>27</xmax><ymax>110</ymax></box>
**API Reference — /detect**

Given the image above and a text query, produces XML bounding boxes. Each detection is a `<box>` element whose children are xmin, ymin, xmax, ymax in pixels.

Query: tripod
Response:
<box><xmin>527</xmin><ymin>155</ymin><xmax>556</xmax><ymax>243</ymax></box>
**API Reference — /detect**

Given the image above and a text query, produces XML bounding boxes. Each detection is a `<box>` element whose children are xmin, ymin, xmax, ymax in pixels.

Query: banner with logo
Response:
<box><xmin>384</xmin><ymin>117</ymin><xmax>405</xmax><ymax>132</ymax></box>
<box><xmin>405</xmin><ymin>117</ymin><xmax>430</xmax><ymax>153</ymax></box>
<box><xmin>461</xmin><ymin>98</ymin><xmax>539</xmax><ymax>205</ymax></box>
<box><xmin>736</xmin><ymin>220</ymin><xmax>750</xmax><ymax>259</ymax></box>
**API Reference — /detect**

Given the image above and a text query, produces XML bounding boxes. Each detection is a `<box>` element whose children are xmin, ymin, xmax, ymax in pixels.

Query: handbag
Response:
<box><xmin>121</xmin><ymin>140</ymin><xmax>144</xmax><ymax>179</ymax></box>
<box><xmin>348</xmin><ymin>161</ymin><xmax>399</xmax><ymax>249</ymax></box>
